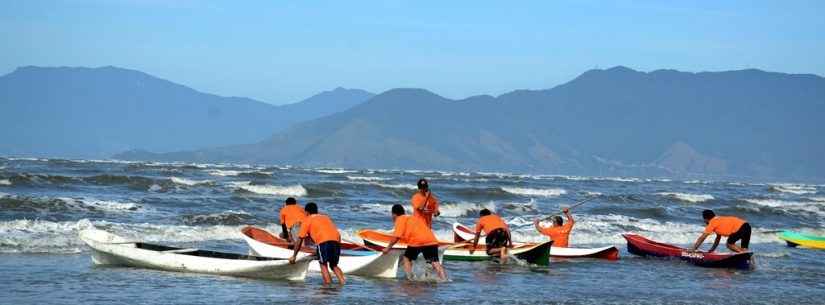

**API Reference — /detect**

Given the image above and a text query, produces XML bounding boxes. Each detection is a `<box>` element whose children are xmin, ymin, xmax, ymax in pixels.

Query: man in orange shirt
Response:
<box><xmin>533</xmin><ymin>208</ymin><xmax>575</xmax><ymax>247</ymax></box>
<box><xmin>410</xmin><ymin>178</ymin><xmax>440</xmax><ymax>228</ymax></box>
<box><xmin>469</xmin><ymin>209</ymin><xmax>513</xmax><ymax>263</ymax></box>
<box><xmin>288</xmin><ymin>202</ymin><xmax>345</xmax><ymax>285</ymax></box>
<box><xmin>691</xmin><ymin>209</ymin><xmax>751</xmax><ymax>253</ymax></box>
<box><xmin>279</xmin><ymin>197</ymin><xmax>306</xmax><ymax>243</ymax></box>
<box><xmin>383</xmin><ymin>204</ymin><xmax>447</xmax><ymax>281</ymax></box>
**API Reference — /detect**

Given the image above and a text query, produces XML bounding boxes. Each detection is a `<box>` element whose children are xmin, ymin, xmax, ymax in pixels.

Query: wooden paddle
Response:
<box><xmin>541</xmin><ymin>196</ymin><xmax>596</xmax><ymax>221</ymax></box>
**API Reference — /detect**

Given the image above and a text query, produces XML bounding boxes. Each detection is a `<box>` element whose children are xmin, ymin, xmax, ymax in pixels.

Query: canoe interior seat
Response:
<box><xmin>163</xmin><ymin>248</ymin><xmax>199</xmax><ymax>253</ymax></box>
<box><xmin>135</xmin><ymin>242</ymin><xmax>283</xmax><ymax>261</ymax></box>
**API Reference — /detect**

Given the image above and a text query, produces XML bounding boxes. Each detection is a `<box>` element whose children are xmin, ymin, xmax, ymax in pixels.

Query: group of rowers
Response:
<box><xmin>280</xmin><ymin>178</ymin><xmax>752</xmax><ymax>285</ymax></box>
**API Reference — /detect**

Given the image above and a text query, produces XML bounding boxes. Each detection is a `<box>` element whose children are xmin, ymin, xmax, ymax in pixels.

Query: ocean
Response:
<box><xmin>1</xmin><ymin>157</ymin><xmax>823</xmax><ymax>304</ymax></box>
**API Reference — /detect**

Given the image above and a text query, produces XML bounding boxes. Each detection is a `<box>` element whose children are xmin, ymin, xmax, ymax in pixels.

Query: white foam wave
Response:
<box><xmin>769</xmin><ymin>184</ymin><xmax>817</xmax><ymax>195</ymax></box>
<box><xmin>0</xmin><ymin>179</ymin><xmax>11</xmax><ymax>186</ymax></box>
<box><xmin>170</xmin><ymin>176</ymin><xmax>213</xmax><ymax>186</ymax></box>
<box><xmin>808</xmin><ymin>197</ymin><xmax>825</xmax><ymax>202</ymax></box>
<box><xmin>56</xmin><ymin>197</ymin><xmax>142</xmax><ymax>213</ymax></box>
<box><xmin>439</xmin><ymin>201</ymin><xmax>497</xmax><ymax>218</ymax></box>
<box><xmin>206</xmin><ymin>169</ymin><xmax>242</xmax><ymax>177</ymax></box>
<box><xmin>346</xmin><ymin>176</ymin><xmax>390</xmax><ymax>182</ymax></box>
<box><xmin>315</xmin><ymin>168</ymin><xmax>356</xmax><ymax>174</ymax></box>
<box><xmin>501</xmin><ymin>187</ymin><xmax>566</xmax><ymax>197</ymax></box>
<box><xmin>371</xmin><ymin>182</ymin><xmax>417</xmax><ymax>190</ymax></box>
<box><xmin>0</xmin><ymin>219</ymin><xmax>268</xmax><ymax>253</ymax></box>
<box><xmin>148</xmin><ymin>184</ymin><xmax>163</xmax><ymax>192</ymax></box>
<box><xmin>743</xmin><ymin>199</ymin><xmax>825</xmax><ymax>217</ymax></box>
<box><xmin>230</xmin><ymin>181</ymin><xmax>307</xmax><ymax>196</ymax></box>
<box><xmin>656</xmin><ymin>192</ymin><xmax>715</xmax><ymax>203</ymax></box>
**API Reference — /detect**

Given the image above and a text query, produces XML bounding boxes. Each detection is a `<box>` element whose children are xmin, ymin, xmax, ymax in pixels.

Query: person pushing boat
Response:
<box><xmin>288</xmin><ymin>202</ymin><xmax>345</xmax><ymax>285</ymax></box>
<box><xmin>690</xmin><ymin>209</ymin><xmax>751</xmax><ymax>253</ymax></box>
<box><xmin>279</xmin><ymin>197</ymin><xmax>307</xmax><ymax>243</ymax></box>
<box><xmin>469</xmin><ymin>209</ymin><xmax>513</xmax><ymax>263</ymax></box>
<box><xmin>534</xmin><ymin>207</ymin><xmax>575</xmax><ymax>247</ymax></box>
<box><xmin>383</xmin><ymin>204</ymin><xmax>447</xmax><ymax>281</ymax></box>
<box><xmin>411</xmin><ymin>178</ymin><xmax>440</xmax><ymax>228</ymax></box>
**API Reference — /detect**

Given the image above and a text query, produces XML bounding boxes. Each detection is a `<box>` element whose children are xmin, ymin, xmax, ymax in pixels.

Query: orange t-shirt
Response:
<box><xmin>298</xmin><ymin>214</ymin><xmax>340</xmax><ymax>244</ymax></box>
<box><xmin>411</xmin><ymin>191</ymin><xmax>439</xmax><ymax>227</ymax></box>
<box><xmin>393</xmin><ymin>214</ymin><xmax>439</xmax><ymax>247</ymax></box>
<box><xmin>704</xmin><ymin>216</ymin><xmax>746</xmax><ymax>236</ymax></box>
<box><xmin>475</xmin><ymin>214</ymin><xmax>508</xmax><ymax>235</ymax></box>
<box><xmin>279</xmin><ymin>204</ymin><xmax>307</xmax><ymax>229</ymax></box>
<box><xmin>538</xmin><ymin>222</ymin><xmax>573</xmax><ymax>247</ymax></box>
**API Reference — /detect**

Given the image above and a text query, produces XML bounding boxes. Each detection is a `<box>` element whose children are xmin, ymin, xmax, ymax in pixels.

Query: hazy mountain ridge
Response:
<box><xmin>0</xmin><ymin>66</ymin><xmax>373</xmax><ymax>158</ymax></box>
<box><xmin>118</xmin><ymin>66</ymin><xmax>825</xmax><ymax>181</ymax></box>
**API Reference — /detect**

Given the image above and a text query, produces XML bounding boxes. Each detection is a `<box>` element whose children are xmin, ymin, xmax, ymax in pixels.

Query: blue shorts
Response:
<box><xmin>317</xmin><ymin>241</ymin><xmax>341</xmax><ymax>268</ymax></box>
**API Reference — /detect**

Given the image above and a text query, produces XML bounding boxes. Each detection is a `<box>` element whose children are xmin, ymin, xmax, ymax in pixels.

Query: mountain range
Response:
<box><xmin>0</xmin><ymin>66</ymin><xmax>373</xmax><ymax>158</ymax></box>
<box><xmin>114</xmin><ymin>66</ymin><xmax>825</xmax><ymax>181</ymax></box>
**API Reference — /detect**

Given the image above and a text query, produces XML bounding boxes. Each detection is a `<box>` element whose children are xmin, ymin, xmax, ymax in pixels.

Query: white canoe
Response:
<box><xmin>79</xmin><ymin>227</ymin><xmax>312</xmax><ymax>281</ymax></box>
<box><xmin>452</xmin><ymin>223</ymin><xmax>619</xmax><ymax>260</ymax></box>
<box><xmin>240</xmin><ymin>226</ymin><xmax>402</xmax><ymax>278</ymax></box>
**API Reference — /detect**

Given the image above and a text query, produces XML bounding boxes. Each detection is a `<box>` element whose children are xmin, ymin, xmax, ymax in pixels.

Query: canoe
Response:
<box><xmin>240</xmin><ymin>226</ymin><xmax>402</xmax><ymax>278</ymax></box>
<box><xmin>357</xmin><ymin>229</ymin><xmax>552</xmax><ymax>266</ymax></box>
<box><xmin>778</xmin><ymin>231</ymin><xmax>825</xmax><ymax>249</ymax></box>
<box><xmin>622</xmin><ymin>234</ymin><xmax>752</xmax><ymax>269</ymax></box>
<box><xmin>79</xmin><ymin>227</ymin><xmax>312</xmax><ymax>281</ymax></box>
<box><xmin>452</xmin><ymin>223</ymin><xmax>619</xmax><ymax>260</ymax></box>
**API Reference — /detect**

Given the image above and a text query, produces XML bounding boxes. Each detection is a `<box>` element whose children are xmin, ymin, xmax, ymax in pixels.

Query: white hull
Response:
<box><xmin>241</xmin><ymin>232</ymin><xmax>402</xmax><ymax>278</ymax></box>
<box><xmin>80</xmin><ymin>228</ymin><xmax>311</xmax><ymax>281</ymax></box>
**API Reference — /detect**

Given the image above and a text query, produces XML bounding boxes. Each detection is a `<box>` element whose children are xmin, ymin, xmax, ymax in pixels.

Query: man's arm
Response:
<box><xmin>708</xmin><ymin>235</ymin><xmax>721</xmax><ymax>252</ymax></box>
<box><xmin>691</xmin><ymin>233</ymin><xmax>710</xmax><ymax>251</ymax></box>
<box><xmin>564</xmin><ymin>208</ymin><xmax>574</xmax><ymax>226</ymax></box>
<box><xmin>383</xmin><ymin>237</ymin><xmax>400</xmax><ymax>254</ymax></box>
<box><xmin>281</xmin><ymin>224</ymin><xmax>291</xmax><ymax>242</ymax></box>
<box><xmin>288</xmin><ymin>237</ymin><xmax>304</xmax><ymax>264</ymax></box>
<box><xmin>469</xmin><ymin>231</ymin><xmax>481</xmax><ymax>254</ymax></box>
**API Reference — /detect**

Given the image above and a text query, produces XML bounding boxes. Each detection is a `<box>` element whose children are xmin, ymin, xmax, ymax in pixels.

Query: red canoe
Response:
<box><xmin>622</xmin><ymin>234</ymin><xmax>752</xmax><ymax>269</ymax></box>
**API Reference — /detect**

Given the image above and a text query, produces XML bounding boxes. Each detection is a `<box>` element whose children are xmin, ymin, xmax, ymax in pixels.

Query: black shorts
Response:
<box><xmin>727</xmin><ymin>223</ymin><xmax>751</xmax><ymax>249</ymax></box>
<box><xmin>485</xmin><ymin>228</ymin><xmax>509</xmax><ymax>249</ymax></box>
<box><xmin>317</xmin><ymin>241</ymin><xmax>341</xmax><ymax>268</ymax></box>
<box><xmin>404</xmin><ymin>245</ymin><xmax>439</xmax><ymax>263</ymax></box>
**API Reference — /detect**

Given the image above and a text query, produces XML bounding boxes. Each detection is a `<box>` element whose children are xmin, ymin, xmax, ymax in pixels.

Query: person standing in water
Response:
<box><xmin>469</xmin><ymin>209</ymin><xmax>513</xmax><ymax>263</ymax></box>
<box><xmin>411</xmin><ymin>178</ymin><xmax>440</xmax><ymax>228</ymax></box>
<box><xmin>533</xmin><ymin>208</ymin><xmax>575</xmax><ymax>247</ymax></box>
<box><xmin>690</xmin><ymin>209</ymin><xmax>751</xmax><ymax>253</ymax></box>
<box><xmin>278</xmin><ymin>197</ymin><xmax>306</xmax><ymax>243</ymax></box>
<box><xmin>288</xmin><ymin>202</ymin><xmax>345</xmax><ymax>285</ymax></box>
<box><xmin>383</xmin><ymin>204</ymin><xmax>447</xmax><ymax>281</ymax></box>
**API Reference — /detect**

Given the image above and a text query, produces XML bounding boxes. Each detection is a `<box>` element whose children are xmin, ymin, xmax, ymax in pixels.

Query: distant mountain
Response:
<box><xmin>0</xmin><ymin>66</ymin><xmax>373</xmax><ymax>158</ymax></box>
<box><xmin>117</xmin><ymin>66</ymin><xmax>825</xmax><ymax>181</ymax></box>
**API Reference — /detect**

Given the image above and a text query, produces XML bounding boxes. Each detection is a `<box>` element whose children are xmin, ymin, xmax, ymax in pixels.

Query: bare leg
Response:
<box><xmin>332</xmin><ymin>266</ymin><xmax>346</xmax><ymax>285</ymax></box>
<box><xmin>431</xmin><ymin>262</ymin><xmax>447</xmax><ymax>281</ymax></box>
<box><xmin>319</xmin><ymin>262</ymin><xmax>332</xmax><ymax>285</ymax></box>
<box><xmin>500</xmin><ymin>247</ymin><xmax>508</xmax><ymax>264</ymax></box>
<box><xmin>726</xmin><ymin>243</ymin><xmax>745</xmax><ymax>253</ymax></box>
<box><xmin>401</xmin><ymin>257</ymin><xmax>413</xmax><ymax>279</ymax></box>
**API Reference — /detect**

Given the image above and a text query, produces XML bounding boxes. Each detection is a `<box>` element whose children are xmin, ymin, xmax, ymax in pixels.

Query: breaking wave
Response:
<box><xmin>346</xmin><ymin>176</ymin><xmax>391</xmax><ymax>182</ymax></box>
<box><xmin>656</xmin><ymin>192</ymin><xmax>715</xmax><ymax>203</ymax></box>
<box><xmin>501</xmin><ymin>187</ymin><xmax>567</xmax><ymax>197</ymax></box>
<box><xmin>230</xmin><ymin>181</ymin><xmax>308</xmax><ymax>196</ymax></box>
<box><xmin>0</xmin><ymin>219</ymin><xmax>269</xmax><ymax>253</ymax></box>
<box><xmin>181</xmin><ymin>210</ymin><xmax>257</xmax><ymax>226</ymax></box>
<box><xmin>169</xmin><ymin>176</ymin><xmax>214</xmax><ymax>186</ymax></box>
<box><xmin>742</xmin><ymin>198</ymin><xmax>825</xmax><ymax>217</ymax></box>
<box><xmin>0</xmin><ymin>194</ymin><xmax>142</xmax><ymax>214</ymax></box>
<box><xmin>768</xmin><ymin>184</ymin><xmax>817</xmax><ymax>195</ymax></box>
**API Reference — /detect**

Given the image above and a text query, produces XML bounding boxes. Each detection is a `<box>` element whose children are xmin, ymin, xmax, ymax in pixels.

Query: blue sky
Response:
<box><xmin>1</xmin><ymin>0</ymin><xmax>823</xmax><ymax>104</ymax></box>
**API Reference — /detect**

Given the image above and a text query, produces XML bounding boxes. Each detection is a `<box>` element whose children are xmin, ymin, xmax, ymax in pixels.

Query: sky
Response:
<box><xmin>1</xmin><ymin>0</ymin><xmax>824</xmax><ymax>104</ymax></box>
